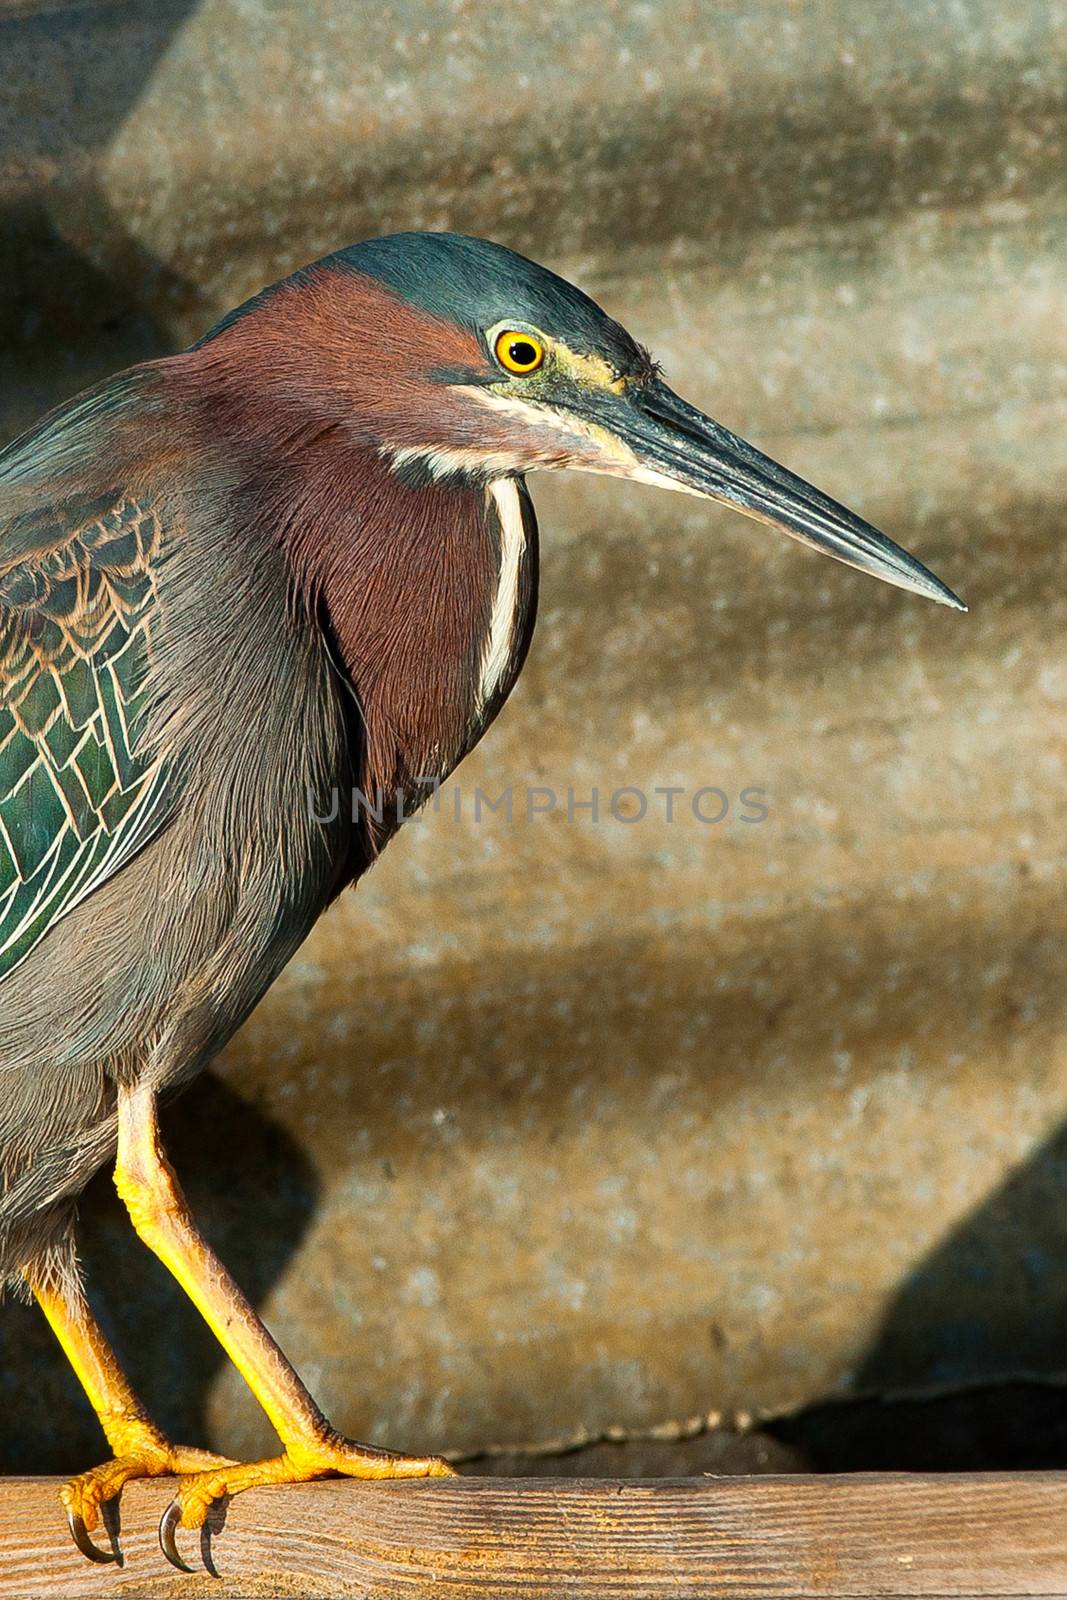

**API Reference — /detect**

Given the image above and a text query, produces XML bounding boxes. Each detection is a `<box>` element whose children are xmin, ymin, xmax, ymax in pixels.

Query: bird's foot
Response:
<box><xmin>62</xmin><ymin>1423</ymin><xmax>234</xmax><ymax>1564</ymax></box>
<box><xmin>159</xmin><ymin>1429</ymin><xmax>456</xmax><ymax>1570</ymax></box>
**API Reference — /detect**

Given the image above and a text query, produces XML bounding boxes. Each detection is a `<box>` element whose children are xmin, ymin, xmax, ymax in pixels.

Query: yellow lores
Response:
<box><xmin>488</xmin><ymin>322</ymin><xmax>629</xmax><ymax>393</ymax></box>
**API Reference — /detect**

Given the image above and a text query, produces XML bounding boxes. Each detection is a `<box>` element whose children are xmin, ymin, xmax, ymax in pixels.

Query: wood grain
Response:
<box><xmin>2</xmin><ymin>1473</ymin><xmax>1067</xmax><ymax>1598</ymax></box>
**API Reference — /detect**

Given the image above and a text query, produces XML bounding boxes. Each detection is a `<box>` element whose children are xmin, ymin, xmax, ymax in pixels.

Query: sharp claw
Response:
<box><xmin>67</xmin><ymin>1509</ymin><xmax>118</xmax><ymax>1564</ymax></box>
<box><xmin>159</xmin><ymin>1500</ymin><xmax>196</xmax><ymax>1573</ymax></box>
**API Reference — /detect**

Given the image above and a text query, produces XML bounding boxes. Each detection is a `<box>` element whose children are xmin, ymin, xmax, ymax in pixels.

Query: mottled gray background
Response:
<box><xmin>3</xmin><ymin>0</ymin><xmax>1067</xmax><ymax>1476</ymax></box>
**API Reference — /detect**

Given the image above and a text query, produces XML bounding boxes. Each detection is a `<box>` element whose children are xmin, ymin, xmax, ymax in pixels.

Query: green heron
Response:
<box><xmin>0</xmin><ymin>232</ymin><xmax>963</xmax><ymax>1570</ymax></box>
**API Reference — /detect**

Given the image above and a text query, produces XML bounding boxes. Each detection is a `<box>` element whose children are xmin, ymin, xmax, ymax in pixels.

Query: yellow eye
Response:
<box><xmin>494</xmin><ymin>329</ymin><xmax>545</xmax><ymax>374</ymax></box>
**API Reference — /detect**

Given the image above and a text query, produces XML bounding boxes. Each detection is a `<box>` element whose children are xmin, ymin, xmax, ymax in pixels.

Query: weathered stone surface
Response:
<box><xmin>2</xmin><ymin>0</ymin><xmax>1067</xmax><ymax>1472</ymax></box>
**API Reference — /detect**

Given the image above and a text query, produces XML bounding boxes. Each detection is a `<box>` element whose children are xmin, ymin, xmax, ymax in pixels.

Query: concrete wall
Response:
<box><xmin>3</xmin><ymin>0</ymin><xmax>1067</xmax><ymax>1471</ymax></box>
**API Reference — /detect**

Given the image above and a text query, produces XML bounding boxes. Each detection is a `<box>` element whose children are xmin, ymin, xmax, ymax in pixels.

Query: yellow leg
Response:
<box><xmin>28</xmin><ymin>1268</ymin><xmax>230</xmax><ymax>1563</ymax></box>
<box><xmin>113</xmin><ymin>1083</ymin><xmax>454</xmax><ymax>1568</ymax></box>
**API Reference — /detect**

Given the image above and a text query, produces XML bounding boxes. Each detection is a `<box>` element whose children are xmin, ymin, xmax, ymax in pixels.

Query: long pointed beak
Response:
<box><xmin>605</xmin><ymin>380</ymin><xmax>965</xmax><ymax>610</ymax></box>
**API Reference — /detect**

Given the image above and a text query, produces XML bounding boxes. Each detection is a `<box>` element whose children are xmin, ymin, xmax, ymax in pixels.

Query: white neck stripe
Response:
<box><xmin>479</xmin><ymin>479</ymin><xmax>527</xmax><ymax>711</ymax></box>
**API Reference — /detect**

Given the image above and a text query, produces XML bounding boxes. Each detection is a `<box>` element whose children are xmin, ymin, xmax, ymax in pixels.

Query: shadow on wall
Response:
<box><xmin>857</xmin><ymin>1124</ymin><xmax>1067</xmax><ymax>1398</ymax></box>
<box><xmin>762</xmin><ymin>1118</ymin><xmax>1067</xmax><ymax>1470</ymax></box>
<box><xmin>0</xmin><ymin>1076</ymin><xmax>319</xmax><ymax>1475</ymax></box>
<box><xmin>0</xmin><ymin>0</ymin><xmax>202</xmax><ymax>437</ymax></box>
<box><xmin>772</xmin><ymin>1118</ymin><xmax>1067</xmax><ymax>1471</ymax></box>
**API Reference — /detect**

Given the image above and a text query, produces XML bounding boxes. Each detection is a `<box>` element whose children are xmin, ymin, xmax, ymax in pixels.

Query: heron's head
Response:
<box><xmin>201</xmin><ymin>232</ymin><xmax>962</xmax><ymax>609</ymax></box>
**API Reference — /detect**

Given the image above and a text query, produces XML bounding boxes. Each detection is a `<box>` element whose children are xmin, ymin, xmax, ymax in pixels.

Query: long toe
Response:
<box><xmin>159</xmin><ymin>1438</ymin><xmax>457</xmax><ymax>1568</ymax></box>
<box><xmin>325</xmin><ymin>1438</ymin><xmax>457</xmax><ymax>1480</ymax></box>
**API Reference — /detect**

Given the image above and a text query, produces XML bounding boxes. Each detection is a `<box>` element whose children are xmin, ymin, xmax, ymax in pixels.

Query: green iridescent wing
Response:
<box><xmin>0</xmin><ymin>490</ymin><xmax>171</xmax><ymax>983</ymax></box>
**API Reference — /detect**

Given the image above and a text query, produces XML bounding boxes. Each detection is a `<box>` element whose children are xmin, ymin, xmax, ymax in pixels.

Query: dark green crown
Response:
<box><xmin>198</xmin><ymin>231</ymin><xmax>654</xmax><ymax>381</ymax></box>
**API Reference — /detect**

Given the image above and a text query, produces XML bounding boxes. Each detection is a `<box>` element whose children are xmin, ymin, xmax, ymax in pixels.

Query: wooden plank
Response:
<box><xmin>2</xmin><ymin>1473</ymin><xmax>1067</xmax><ymax>1599</ymax></box>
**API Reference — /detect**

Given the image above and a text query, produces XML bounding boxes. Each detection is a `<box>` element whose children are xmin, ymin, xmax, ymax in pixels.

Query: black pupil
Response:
<box><xmin>508</xmin><ymin>339</ymin><xmax>538</xmax><ymax>367</ymax></box>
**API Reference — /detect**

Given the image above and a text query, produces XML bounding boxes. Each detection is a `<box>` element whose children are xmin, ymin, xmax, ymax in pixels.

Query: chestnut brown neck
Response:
<box><xmin>173</xmin><ymin>285</ymin><xmax>520</xmax><ymax>846</ymax></box>
<box><xmin>217</xmin><ymin>419</ymin><xmax>500</xmax><ymax>846</ymax></box>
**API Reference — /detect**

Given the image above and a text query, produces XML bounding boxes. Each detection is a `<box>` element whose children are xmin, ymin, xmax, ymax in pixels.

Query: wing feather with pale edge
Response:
<box><xmin>0</xmin><ymin>489</ymin><xmax>172</xmax><ymax>984</ymax></box>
